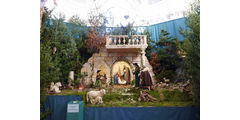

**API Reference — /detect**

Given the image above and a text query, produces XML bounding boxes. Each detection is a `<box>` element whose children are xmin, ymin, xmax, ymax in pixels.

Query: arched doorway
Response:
<box><xmin>111</xmin><ymin>60</ymin><xmax>132</xmax><ymax>85</ymax></box>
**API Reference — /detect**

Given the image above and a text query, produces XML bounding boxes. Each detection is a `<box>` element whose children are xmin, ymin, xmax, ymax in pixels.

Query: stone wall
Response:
<box><xmin>81</xmin><ymin>48</ymin><xmax>155</xmax><ymax>87</ymax></box>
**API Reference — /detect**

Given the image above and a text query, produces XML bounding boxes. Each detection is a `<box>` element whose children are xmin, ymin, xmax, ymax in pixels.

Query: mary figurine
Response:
<box><xmin>114</xmin><ymin>72</ymin><xmax>118</xmax><ymax>85</ymax></box>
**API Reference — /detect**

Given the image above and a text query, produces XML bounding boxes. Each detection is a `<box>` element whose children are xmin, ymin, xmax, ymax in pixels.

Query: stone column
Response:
<box><xmin>140</xmin><ymin>48</ymin><xmax>146</xmax><ymax>68</ymax></box>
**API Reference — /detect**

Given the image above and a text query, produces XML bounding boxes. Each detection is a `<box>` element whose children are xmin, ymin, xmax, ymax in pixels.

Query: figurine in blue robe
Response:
<box><xmin>114</xmin><ymin>72</ymin><xmax>118</xmax><ymax>85</ymax></box>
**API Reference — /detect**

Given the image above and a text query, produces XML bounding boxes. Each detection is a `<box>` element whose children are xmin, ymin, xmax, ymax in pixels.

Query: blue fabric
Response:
<box><xmin>84</xmin><ymin>107</ymin><xmax>200</xmax><ymax>120</ymax></box>
<box><xmin>43</xmin><ymin>95</ymin><xmax>83</xmax><ymax>120</ymax></box>
<box><xmin>43</xmin><ymin>96</ymin><xmax>199</xmax><ymax>120</ymax></box>
<box><xmin>148</xmin><ymin>17</ymin><xmax>188</xmax><ymax>41</ymax></box>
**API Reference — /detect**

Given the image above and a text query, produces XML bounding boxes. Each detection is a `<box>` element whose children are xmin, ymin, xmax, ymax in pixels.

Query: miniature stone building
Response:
<box><xmin>81</xmin><ymin>35</ymin><xmax>155</xmax><ymax>87</ymax></box>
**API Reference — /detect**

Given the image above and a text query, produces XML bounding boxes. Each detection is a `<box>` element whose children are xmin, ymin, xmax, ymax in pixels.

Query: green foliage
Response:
<box><xmin>88</xmin><ymin>89</ymin><xmax>191</xmax><ymax>107</ymax></box>
<box><xmin>131</xmin><ymin>80</ymin><xmax>135</xmax><ymax>86</ymax></box>
<box><xmin>41</xmin><ymin>13</ymin><xmax>92</xmax><ymax>85</ymax></box>
<box><xmin>147</xmin><ymin>90</ymin><xmax>191</xmax><ymax>102</ymax></box>
<box><xmin>68</xmin><ymin>15</ymin><xmax>93</xmax><ymax>80</ymax></box>
<box><xmin>128</xmin><ymin>87</ymin><xmax>141</xmax><ymax>93</ymax></box>
<box><xmin>161</xmin><ymin>90</ymin><xmax>190</xmax><ymax>102</ymax></box>
<box><xmin>48</xmin><ymin>88</ymin><xmax>192</xmax><ymax>107</ymax></box>
<box><xmin>40</xmin><ymin>8</ymin><xmax>54</xmax><ymax>94</ymax></box>
<box><xmin>142</xmin><ymin>29</ymin><xmax>155</xmax><ymax>60</ymax></box>
<box><xmin>180</xmin><ymin>0</ymin><xmax>200</xmax><ymax>106</ymax></box>
<box><xmin>46</xmin><ymin>90</ymin><xmax>87</xmax><ymax>102</ymax></box>
<box><xmin>50</xmin><ymin>15</ymin><xmax>78</xmax><ymax>83</ymax></box>
<box><xmin>40</xmin><ymin>8</ymin><xmax>94</xmax><ymax>119</ymax></box>
<box><xmin>151</xmin><ymin>29</ymin><xmax>182</xmax><ymax>83</ymax></box>
<box><xmin>110</xmin><ymin>77</ymin><xmax>114</xmax><ymax>86</ymax></box>
<box><xmin>110</xmin><ymin>22</ymin><xmax>137</xmax><ymax>35</ymax></box>
<box><xmin>40</xmin><ymin>7</ymin><xmax>54</xmax><ymax>120</ymax></box>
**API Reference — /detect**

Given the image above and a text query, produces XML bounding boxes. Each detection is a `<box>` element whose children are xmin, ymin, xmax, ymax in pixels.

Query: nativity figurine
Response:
<box><xmin>86</xmin><ymin>89</ymin><xmax>106</xmax><ymax>104</ymax></box>
<box><xmin>49</xmin><ymin>82</ymin><xmax>62</xmax><ymax>93</ymax></box>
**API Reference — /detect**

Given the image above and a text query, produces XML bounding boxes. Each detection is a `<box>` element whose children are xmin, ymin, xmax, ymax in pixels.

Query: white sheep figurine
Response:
<box><xmin>86</xmin><ymin>89</ymin><xmax>106</xmax><ymax>104</ymax></box>
<box><xmin>50</xmin><ymin>82</ymin><xmax>62</xmax><ymax>93</ymax></box>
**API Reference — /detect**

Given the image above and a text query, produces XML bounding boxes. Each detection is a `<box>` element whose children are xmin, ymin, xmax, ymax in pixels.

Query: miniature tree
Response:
<box><xmin>68</xmin><ymin>15</ymin><xmax>91</xmax><ymax>87</ymax></box>
<box><xmin>180</xmin><ymin>0</ymin><xmax>200</xmax><ymax>106</ymax></box>
<box><xmin>86</xmin><ymin>4</ymin><xmax>108</xmax><ymax>86</ymax></box>
<box><xmin>86</xmin><ymin>5</ymin><xmax>107</xmax><ymax>53</ymax></box>
<box><xmin>150</xmin><ymin>29</ymin><xmax>182</xmax><ymax>83</ymax></box>
<box><xmin>40</xmin><ymin>8</ymin><xmax>55</xmax><ymax>119</ymax></box>
<box><xmin>150</xmin><ymin>52</ymin><xmax>161</xmax><ymax>76</ymax></box>
<box><xmin>50</xmin><ymin>14</ymin><xmax>78</xmax><ymax>83</ymax></box>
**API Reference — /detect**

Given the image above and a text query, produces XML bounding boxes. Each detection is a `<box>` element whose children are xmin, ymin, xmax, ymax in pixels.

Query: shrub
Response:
<box><xmin>161</xmin><ymin>90</ymin><xmax>191</xmax><ymax>102</ymax></box>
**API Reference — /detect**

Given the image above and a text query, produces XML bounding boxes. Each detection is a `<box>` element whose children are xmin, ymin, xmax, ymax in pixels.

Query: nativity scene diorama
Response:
<box><xmin>41</xmin><ymin>1</ymin><xmax>200</xmax><ymax>119</ymax></box>
<box><xmin>47</xmin><ymin>35</ymin><xmax>192</xmax><ymax>106</ymax></box>
<box><xmin>81</xmin><ymin>35</ymin><xmax>155</xmax><ymax>89</ymax></box>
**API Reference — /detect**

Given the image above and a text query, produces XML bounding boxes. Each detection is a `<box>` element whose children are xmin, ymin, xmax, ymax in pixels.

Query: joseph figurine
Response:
<box><xmin>140</xmin><ymin>66</ymin><xmax>153</xmax><ymax>90</ymax></box>
<box><xmin>123</xmin><ymin>65</ymin><xmax>130</xmax><ymax>84</ymax></box>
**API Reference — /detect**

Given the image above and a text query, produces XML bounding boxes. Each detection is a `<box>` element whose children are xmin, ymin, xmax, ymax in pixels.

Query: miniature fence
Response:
<box><xmin>106</xmin><ymin>35</ymin><xmax>147</xmax><ymax>47</ymax></box>
<box><xmin>43</xmin><ymin>95</ymin><xmax>200</xmax><ymax>120</ymax></box>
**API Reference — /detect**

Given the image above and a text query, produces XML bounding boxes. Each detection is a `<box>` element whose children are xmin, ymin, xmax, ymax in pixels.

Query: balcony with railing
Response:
<box><xmin>105</xmin><ymin>35</ymin><xmax>148</xmax><ymax>52</ymax></box>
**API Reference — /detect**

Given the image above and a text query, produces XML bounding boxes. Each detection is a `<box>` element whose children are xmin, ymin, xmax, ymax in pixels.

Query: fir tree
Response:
<box><xmin>51</xmin><ymin>15</ymin><xmax>78</xmax><ymax>83</ymax></box>
<box><xmin>151</xmin><ymin>29</ymin><xmax>182</xmax><ymax>83</ymax></box>
<box><xmin>180</xmin><ymin>0</ymin><xmax>200</xmax><ymax>106</ymax></box>
<box><xmin>40</xmin><ymin>7</ymin><xmax>54</xmax><ymax>120</ymax></box>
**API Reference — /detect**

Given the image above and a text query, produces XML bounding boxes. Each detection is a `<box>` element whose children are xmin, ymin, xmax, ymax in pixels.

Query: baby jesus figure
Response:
<box><xmin>117</xmin><ymin>72</ymin><xmax>127</xmax><ymax>85</ymax></box>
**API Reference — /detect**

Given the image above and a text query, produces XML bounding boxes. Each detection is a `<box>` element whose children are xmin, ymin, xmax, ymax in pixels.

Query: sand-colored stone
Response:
<box><xmin>108</xmin><ymin>53</ymin><xmax>118</xmax><ymax>57</ymax></box>
<box><xmin>128</xmin><ymin>53</ymin><xmax>137</xmax><ymax>57</ymax></box>
<box><xmin>132</xmin><ymin>56</ymin><xmax>141</xmax><ymax>62</ymax></box>
<box><xmin>81</xmin><ymin>35</ymin><xmax>155</xmax><ymax>87</ymax></box>
<box><xmin>125</xmin><ymin>57</ymin><xmax>133</xmax><ymax>61</ymax></box>
<box><xmin>100</xmin><ymin>52</ymin><xmax>108</xmax><ymax>57</ymax></box>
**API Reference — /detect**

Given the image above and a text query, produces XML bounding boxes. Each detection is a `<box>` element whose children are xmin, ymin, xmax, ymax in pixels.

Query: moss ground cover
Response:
<box><xmin>47</xmin><ymin>88</ymin><xmax>192</xmax><ymax>107</ymax></box>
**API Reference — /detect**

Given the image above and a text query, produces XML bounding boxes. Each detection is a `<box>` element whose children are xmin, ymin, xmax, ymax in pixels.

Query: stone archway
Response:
<box><xmin>111</xmin><ymin>57</ymin><xmax>134</xmax><ymax>85</ymax></box>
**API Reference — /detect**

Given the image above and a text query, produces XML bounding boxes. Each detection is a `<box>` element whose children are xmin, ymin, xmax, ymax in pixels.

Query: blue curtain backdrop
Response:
<box><xmin>148</xmin><ymin>17</ymin><xmax>187</xmax><ymax>41</ymax></box>
<box><xmin>104</xmin><ymin>18</ymin><xmax>188</xmax><ymax>41</ymax></box>
<box><xmin>65</xmin><ymin>17</ymin><xmax>188</xmax><ymax>42</ymax></box>
<box><xmin>43</xmin><ymin>95</ymin><xmax>200</xmax><ymax>120</ymax></box>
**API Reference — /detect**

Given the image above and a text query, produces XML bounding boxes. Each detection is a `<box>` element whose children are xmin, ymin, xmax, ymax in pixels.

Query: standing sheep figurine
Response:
<box><xmin>86</xmin><ymin>89</ymin><xmax>106</xmax><ymax>104</ymax></box>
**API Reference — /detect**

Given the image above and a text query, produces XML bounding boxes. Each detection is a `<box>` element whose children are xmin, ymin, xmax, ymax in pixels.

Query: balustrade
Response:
<box><xmin>106</xmin><ymin>35</ymin><xmax>147</xmax><ymax>48</ymax></box>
